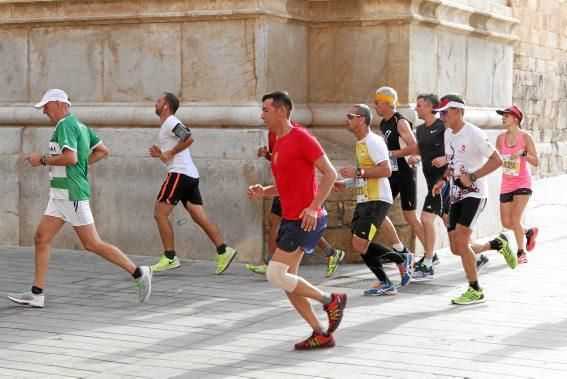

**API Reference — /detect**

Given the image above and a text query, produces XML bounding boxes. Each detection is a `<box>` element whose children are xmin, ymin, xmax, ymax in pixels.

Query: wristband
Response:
<box><xmin>40</xmin><ymin>155</ymin><xmax>47</xmax><ymax>166</ymax></box>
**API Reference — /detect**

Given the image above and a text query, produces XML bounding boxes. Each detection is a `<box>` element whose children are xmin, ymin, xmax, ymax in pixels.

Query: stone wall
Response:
<box><xmin>512</xmin><ymin>0</ymin><xmax>567</xmax><ymax>177</ymax></box>
<box><xmin>0</xmin><ymin>0</ymin><xmax>530</xmax><ymax>261</ymax></box>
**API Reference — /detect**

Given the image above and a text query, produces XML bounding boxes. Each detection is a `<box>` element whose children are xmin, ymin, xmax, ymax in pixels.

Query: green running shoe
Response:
<box><xmin>451</xmin><ymin>286</ymin><xmax>485</xmax><ymax>305</ymax></box>
<box><xmin>496</xmin><ymin>233</ymin><xmax>517</xmax><ymax>269</ymax></box>
<box><xmin>326</xmin><ymin>249</ymin><xmax>345</xmax><ymax>278</ymax></box>
<box><xmin>245</xmin><ymin>262</ymin><xmax>268</xmax><ymax>276</ymax></box>
<box><xmin>151</xmin><ymin>255</ymin><xmax>181</xmax><ymax>272</ymax></box>
<box><xmin>215</xmin><ymin>246</ymin><xmax>237</xmax><ymax>275</ymax></box>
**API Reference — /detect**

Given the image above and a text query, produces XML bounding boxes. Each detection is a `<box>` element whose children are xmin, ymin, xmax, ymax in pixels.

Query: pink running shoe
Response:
<box><xmin>526</xmin><ymin>227</ymin><xmax>539</xmax><ymax>252</ymax></box>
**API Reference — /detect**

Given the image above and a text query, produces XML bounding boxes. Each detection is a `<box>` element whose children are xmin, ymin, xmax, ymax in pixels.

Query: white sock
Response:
<box><xmin>423</xmin><ymin>257</ymin><xmax>433</xmax><ymax>268</ymax></box>
<box><xmin>393</xmin><ymin>243</ymin><xmax>404</xmax><ymax>252</ymax></box>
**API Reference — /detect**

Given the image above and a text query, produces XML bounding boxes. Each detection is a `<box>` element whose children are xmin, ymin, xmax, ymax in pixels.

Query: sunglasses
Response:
<box><xmin>439</xmin><ymin>108</ymin><xmax>453</xmax><ymax>116</ymax></box>
<box><xmin>346</xmin><ymin>113</ymin><xmax>362</xmax><ymax>120</ymax></box>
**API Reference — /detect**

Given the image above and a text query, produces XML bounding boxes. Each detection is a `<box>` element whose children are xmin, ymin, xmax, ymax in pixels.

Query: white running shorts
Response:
<box><xmin>44</xmin><ymin>198</ymin><xmax>94</xmax><ymax>226</ymax></box>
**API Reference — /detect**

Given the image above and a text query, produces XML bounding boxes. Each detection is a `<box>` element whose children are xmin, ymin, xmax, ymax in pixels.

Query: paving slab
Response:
<box><xmin>1</xmin><ymin>175</ymin><xmax>566</xmax><ymax>378</ymax></box>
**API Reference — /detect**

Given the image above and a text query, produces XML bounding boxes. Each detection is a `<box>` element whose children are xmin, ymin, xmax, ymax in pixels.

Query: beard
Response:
<box><xmin>155</xmin><ymin>107</ymin><xmax>162</xmax><ymax>116</ymax></box>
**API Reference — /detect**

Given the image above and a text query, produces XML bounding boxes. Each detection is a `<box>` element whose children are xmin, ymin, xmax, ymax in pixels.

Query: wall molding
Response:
<box><xmin>0</xmin><ymin>103</ymin><xmax>503</xmax><ymax>129</ymax></box>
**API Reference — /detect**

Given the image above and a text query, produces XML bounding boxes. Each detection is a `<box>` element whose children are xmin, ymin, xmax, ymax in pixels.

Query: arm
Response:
<box><xmin>160</xmin><ymin>134</ymin><xmax>195</xmax><ymax>163</ymax></box>
<box><xmin>28</xmin><ymin>148</ymin><xmax>77</xmax><ymax>167</ymax></box>
<box><xmin>339</xmin><ymin>160</ymin><xmax>391</xmax><ymax>180</ymax></box>
<box><xmin>257</xmin><ymin>146</ymin><xmax>272</xmax><ymax>161</ymax></box>
<box><xmin>432</xmin><ymin>167</ymin><xmax>451</xmax><ymax>195</ymax></box>
<box><xmin>393</xmin><ymin>119</ymin><xmax>417</xmax><ymax>158</ymax></box>
<box><xmin>88</xmin><ymin>142</ymin><xmax>109</xmax><ymax>166</ymax></box>
<box><xmin>522</xmin><ymin>133</ymin><xmax>539</xmax><ymax>167</ymax></box>
<box><xmin>247</xmin><ymin>183</ymin><xmax>279</xmax><ymax>199</ymax></box>
<box><xmin>460</xmin><ymin>150</ymin><xmax>503</xmax><ymax>187</ymax></box>
<box><xmin>300</xmin><ymin>154</ymin><xmax>337</xmax><ymax>231</ymax></box>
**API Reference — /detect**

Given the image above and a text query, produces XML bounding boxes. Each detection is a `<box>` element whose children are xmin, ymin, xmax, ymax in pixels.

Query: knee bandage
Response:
<box><xmin>266</xmin><ymin>261</ymin><xmax>299</xmax><ymax>293</ymax></box>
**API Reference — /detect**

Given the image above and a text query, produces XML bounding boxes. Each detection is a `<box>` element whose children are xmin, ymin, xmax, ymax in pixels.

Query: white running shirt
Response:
<box><xmin>445</xmin><ymin>122</ymin><xmax>496</xmax><ymax>203</ymax></box>
<box><xmin>159</xmin><ymin>115</ymin><xmax>199</xmax><ymax>178</ymax></box>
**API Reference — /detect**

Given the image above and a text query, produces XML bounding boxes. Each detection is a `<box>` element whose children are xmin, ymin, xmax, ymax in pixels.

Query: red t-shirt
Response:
<box><xmin>268</xmin><ymin>121</ymin><xmax>302</xmax><ymax>154</ymax></box>
<box><xmin>270</xmin><ymin>126</ymin><xmax>325</xmax><ymax>220</ymax></box>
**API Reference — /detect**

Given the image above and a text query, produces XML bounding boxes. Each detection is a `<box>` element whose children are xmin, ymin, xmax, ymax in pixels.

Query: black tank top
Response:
<box><xmin>379</xmin><ymin>112</ymin><xmax>413</xmax><ymax>173</ymax></box>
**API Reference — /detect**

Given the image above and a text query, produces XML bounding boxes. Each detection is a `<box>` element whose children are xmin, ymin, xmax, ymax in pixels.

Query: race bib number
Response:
<box><xmin>355</xmin><ymin>178</ymin><xmax>369</xmax><ymax>203</ymax></box>
<box><xmin>389</xmin><ymin>154</ymin><xmax>398</xmax><ymax>172</ymax></box>
<box><xmin>502</xmin><ymin>154</ymin><xmax>520</xmax><ymax>176</ymax></box>
<box><xmin>48</xmin><ymin>141</ymin><xmax>62</xmax><ymax>181</ymax></box>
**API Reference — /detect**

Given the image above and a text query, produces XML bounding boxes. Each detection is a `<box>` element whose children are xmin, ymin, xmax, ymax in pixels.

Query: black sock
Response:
<box><xmin>517</xmin><ymin>249</ymin><xmax>525</xmax><ymax>256</ymax></box>
<box><xmin>469</xmin><ymin>281</ymin><xmax>481</xmax><ymax>291</ymax></box>
<box><xmin>132</xmin><ymin>267</ymin><xmax>142</xmax><ymax>279</ymax></box>
<box><xmin>31</xmin><ymin>286</ymin><xmax>43</xmax><ymax>295</ymax></box>
<box><xmin>216</xmin><ymin>243</ymin><xmax>227</xmax><ymax>255</ymax></box>
<box><xmin>489</xmin><ymin>239</ymin><xmax>502</xmax><ymax>251</ymax></box>
<box><xmin>164</xmin><ymin>250</ymin><xmax>176</xmax><ymax>259</ymax></box>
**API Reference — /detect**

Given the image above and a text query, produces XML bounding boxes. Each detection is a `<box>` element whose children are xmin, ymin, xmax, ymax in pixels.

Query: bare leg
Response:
<box><xmin>272</xmin><ymin>249</ymin><xmax>326</xmax><ymax>330</ymax></box>
<box><xmin>378</xmin><ymin>216</ymin><xmax>403</xmax><ymax>246</ymax></box>
<box><xmin>74</xmin><ymin>223</ymin><xmax>137</xmax><ymax>274</ymax></box>
<box><xmin>449</xmin><ymin>225</ymin><xmax>477</xmax><ymax>283</ymax></box>
<box><xmin>403</xmin><ymin>209</ymin><xmax>425</xmax><ymax>246</ymax></box>
<box><xmin>267</xmin><ymin>212</ymin><xmax>281</xmax><ymax>255</ymax></box>
<box><xmin>33</xmin><ymin>216</ymin><xmax>65</xmax><ymax>289</ymax></box>
<box><xmin>184</xmin><ymin>202</ymin><xmax>224</xmax><ymax>247</ymax></box>
<box><xmin>503</xmin><ymin>195</ymin><xmax>531</xmax><ymax>251</ymax></box>
<box><xmin>420</xmin><ymin>211</ymin><xmax>437</xmax><ymax>259</ymax></box>
<box><xmin>154</xmin><ymin>201</ymin><xmax>176</xmax><ymax>251</ymax></box>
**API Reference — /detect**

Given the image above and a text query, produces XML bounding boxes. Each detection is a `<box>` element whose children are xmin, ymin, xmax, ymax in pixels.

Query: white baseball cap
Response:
<box><xmin>34</xmin><ymin>89</ymin><xmax>72</xmax><ymax>108</ymax></box>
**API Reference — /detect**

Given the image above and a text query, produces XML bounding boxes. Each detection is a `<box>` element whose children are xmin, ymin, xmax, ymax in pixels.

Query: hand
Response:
<box><xmin>160</xmin><ymin>150</ymin><xmax>174</xmax><ymax>163</ymax></box>
<box><xmin>247</xmin><ymin>184</ymin><xmax>264</xmax><ymax>199</ymax></box>
<box><xmin>333</xmin><ymin>180</ymin><xmax>346</xmax><ymax>192</ymax></box>
<box><xmin>432</xmin><ymin>156</ymin><xmax>447</xmax><ymax>168</ymax></box>
<box><xmin>299</xmin><ymin>207</ymin><xmax>318</xmax><ymax>232</ymax></box>
<box><xmin>339</xmin><ymin>167</ymin><xmax>357</xmax><ymax>179</ymax></box>
<box><xmin>27</xmin><ymin>153</ymin><xmax>41</xmax><ymax>167</ymax></box>
<box><xmin>459</xmin><ymin>173</ymin><xmax>472</xmax><ymax>188</ymax></box>
<box><xmin>257</xmin><ymin>146</ymin><xmax>269</xmax><ymax>158</ymax></box>
<box><xmin>407</xmin><ymin>155</ymin><xmax>418</xmax><ymax>166</ymax></box>
<box><xmin>432</xmin><ymin>179</ymin><xmax>446</xmax><ymax>196</ymax></box>
<box><xmin>149</xmin><ymin>145</ymin><xmax>161</xmax><ymax>158</ymax></box>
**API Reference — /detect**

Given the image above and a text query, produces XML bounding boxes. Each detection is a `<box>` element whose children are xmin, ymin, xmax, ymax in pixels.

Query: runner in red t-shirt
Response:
<box><xmin>244</xmin><ymin>122</ymin><xmax>345</xmax><ymax>278</ymax></box>
<box><xmin>247</xmin><ymin>91</ymin><xmax>347</xmax><ymax>350</ymax></box>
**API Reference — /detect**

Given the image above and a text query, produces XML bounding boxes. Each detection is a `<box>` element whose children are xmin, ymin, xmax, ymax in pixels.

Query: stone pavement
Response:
<box><xmin>1</xmin><ymin>175</ymin><xmax>566</xmax><ymax>379</ymax></box>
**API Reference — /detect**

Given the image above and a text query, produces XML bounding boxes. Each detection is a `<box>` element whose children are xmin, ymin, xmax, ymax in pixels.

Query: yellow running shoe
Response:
<box><xmin>151</xmin><ymin>255</ymin><xmax>181</xmax><ymax>272</ymax></box>
<box><xmin>245</xmin><ymin>262</ymin><xmax>268</xmax><ymax>276</ymax></box>
<box><xmin>215</xmin><ymin>246</ymin><xmax>237</xmax><ymax>275</ymax></box>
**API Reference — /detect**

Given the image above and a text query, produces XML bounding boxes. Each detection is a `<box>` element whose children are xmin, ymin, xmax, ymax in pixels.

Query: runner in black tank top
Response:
<box><xmin>373</xmin><ymin>87</ymin><xmax>425</xmax><ymax>257</ymax></box>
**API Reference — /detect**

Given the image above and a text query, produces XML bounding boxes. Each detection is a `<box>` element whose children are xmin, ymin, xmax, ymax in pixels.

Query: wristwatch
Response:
<box><xmin>522</xmin><ymin>150</ymin><xmax>528</xmax><ymax>157</ymax></box>
<box><xmin>355</xmin><ymin>167</ymin><xmax>362</xmax><ymax>177</ymax></box>
<box><xmin>469</xmin><ymin>173</ymin><xmax>477</xmax><ymax>183</ymax></box>
<box><xmin>40</xmin><ymin>155</ymin><xmax>47</xmax><ymax>166</ymax></box>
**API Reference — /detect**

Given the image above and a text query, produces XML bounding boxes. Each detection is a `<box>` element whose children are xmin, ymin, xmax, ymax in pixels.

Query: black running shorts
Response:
<box><xmin>351</xmin><ymin>201</ymin><xmax>392</xmax><ymax>241</ymax></box>
<box><xmin>156</xmin><ymin>172</ymin><xmax>203</xmax><ymax>206</ymax></box>
<box><xmin>447</xmin><ymin>197</ymin><xmax>486</xmax><ymax>232</ymax></box>
<box><xmin>499</xmin><ymin>188</ymin><xmax>532</xmax><ymax>203</ymax></box>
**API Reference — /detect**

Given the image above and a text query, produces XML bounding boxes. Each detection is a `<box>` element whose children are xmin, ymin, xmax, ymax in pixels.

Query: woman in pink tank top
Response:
<box><xmin>495</xmin><ymin>106</ymin><xmax>540</xmax><ymax>264</ymax></box>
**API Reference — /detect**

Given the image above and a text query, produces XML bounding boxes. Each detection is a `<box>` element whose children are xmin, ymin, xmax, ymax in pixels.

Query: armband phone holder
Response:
<box><xmin>172</xmin><ymin>123</ymin><xmax>191</xmax><ymax>142</ymax></box>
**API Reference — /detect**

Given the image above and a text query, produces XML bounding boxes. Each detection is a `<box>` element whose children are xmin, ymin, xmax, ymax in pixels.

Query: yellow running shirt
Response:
<box><xmin>355</xmin><ymin>131</ymin><xmax>393</xmax><ymax>204</ymax></box>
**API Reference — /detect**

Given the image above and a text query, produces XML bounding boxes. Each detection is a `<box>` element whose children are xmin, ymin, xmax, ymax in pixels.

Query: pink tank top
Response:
<box><xmin>500</xmin><ymin>131</ymin><xmax>532</xmax><ymax>194</ymax></box>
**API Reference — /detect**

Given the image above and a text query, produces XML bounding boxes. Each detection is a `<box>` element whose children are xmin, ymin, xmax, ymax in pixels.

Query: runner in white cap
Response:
<box><xmin>8</xmin><ymin>89</ymin><xmax>152</xmax><ymax>308</ymax></box>
<box><xmin>431</xmin><ymin>94</ymin><xmax>505</xmax><ymax>305</ymax></box>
